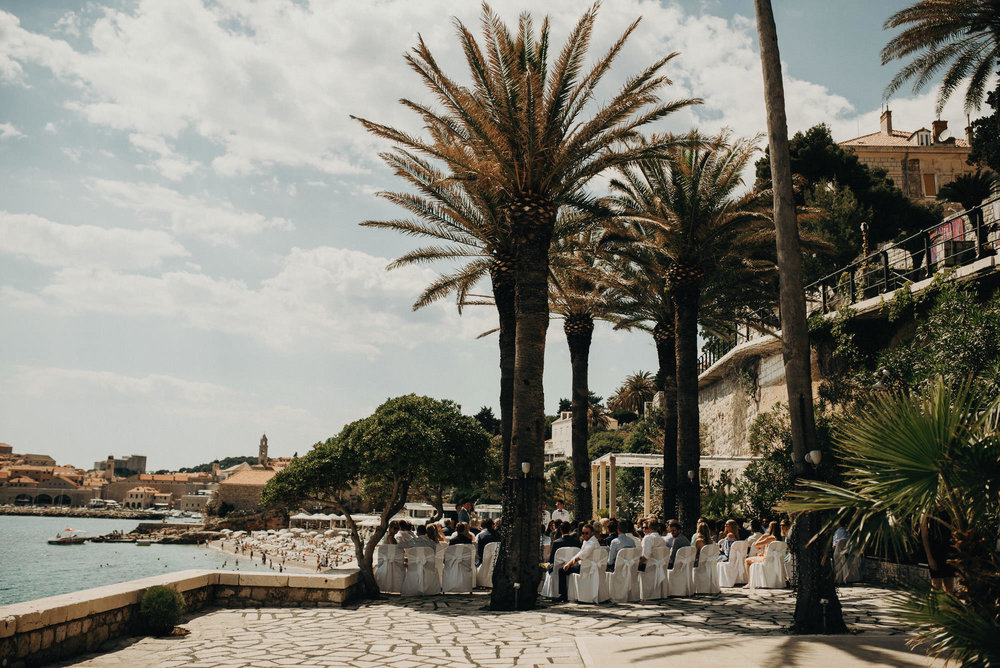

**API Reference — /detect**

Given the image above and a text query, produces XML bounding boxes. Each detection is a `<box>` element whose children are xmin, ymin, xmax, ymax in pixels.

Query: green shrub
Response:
<box><xmin>140</xmin><ymin>586</ymin><xmax>185</xmax><ymax>635</ymax></box>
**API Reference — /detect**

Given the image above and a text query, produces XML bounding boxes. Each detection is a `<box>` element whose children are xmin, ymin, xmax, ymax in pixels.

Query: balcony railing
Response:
<box><xmin>696</xmin><ymin>196</ymin><xmax>999</xmax><ymax>375</ymax></box>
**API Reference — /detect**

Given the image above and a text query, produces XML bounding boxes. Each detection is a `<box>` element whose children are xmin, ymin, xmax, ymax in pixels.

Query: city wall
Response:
<box><xmin>0</xmin><ymin>569</ymin><xmax>360</xmax><ymax>668</ymax></box>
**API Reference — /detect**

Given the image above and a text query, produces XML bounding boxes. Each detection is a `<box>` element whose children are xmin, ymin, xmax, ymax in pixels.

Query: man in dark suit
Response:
<box><xmin>546</xmin><ymin>525</ymin><xmax>582</xmax><ymax>573</ymax></box>
<box><xmin>475</xmin><ymin>518</ymin><xmax>498</xmax><ymax>567</ymax></box>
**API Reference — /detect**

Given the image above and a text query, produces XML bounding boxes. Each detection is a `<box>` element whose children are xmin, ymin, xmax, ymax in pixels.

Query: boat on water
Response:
<box><xmin>48</xmin><ymin>529</ymin><xmax>88</xmax><ymax>545</ymax></box>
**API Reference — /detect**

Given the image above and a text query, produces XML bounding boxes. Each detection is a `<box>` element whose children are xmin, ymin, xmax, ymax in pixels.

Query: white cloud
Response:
<box><xmin>0</xmin><ymin>122</ymin><xmax>24</xmax><ymax>139</ymax></box>
<box><xmin>87</xmin><ymin>178</ymin><xmax>293</xmax><ymax>245</ymax></box>
<box><xmin>0</xmin><ymin>211</ymin><xmax>189</xmax><ymax>269</ymax></box>
<box><xmin>53</xmin><ymin>12</ymin><xmax>81</xmax><ymax>37</ymax></box>
<box><xmin>128</xmin><ymin>132</ymin><xmax>200</xmax><ymax>180</ymax></box>
<box><xmin>43</xmin><ymin>121</ymin><xmax>57</xmax><ymax>133</ymax></box>
<box><xmin>3</xmin><ymin>245</ymin><xmax>496</xmax><ymax>353</ymax></box>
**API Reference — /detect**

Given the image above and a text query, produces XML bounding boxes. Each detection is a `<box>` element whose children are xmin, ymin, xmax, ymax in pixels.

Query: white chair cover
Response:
<box><xmin>477</xmin><ymin>541</ymin><xmax>499</xmax><ymax>588</ymax></box>
<box><xmin>666</xmin><ymin>546</ymin><xmax>696</xmax><ymax>597</ymax></box>
<box><xmin>638</xmin><ymin>546</ymin><xmax>669</xmax><ymax>600</ymax></box>
<box><xmin>374</xmin><ymin>544</ymin><xmax>405</xmax><ymax>593</ymax></box>
<box><xmin>717</xmin><ymin>540</ymin><xmax>749</xmax><ymax>587</ymax></box>
<box><xmin>567</xmin><ymin>549</ymin><xmax>610</xmax><ymax>603</ymax></box>
<box><xmin>400</xmin><ymin>546</ymin><xmax>439</xmax><ymax>596</ymax></box>
<box><xmin>435</xmin><ymin>543</ymin><xmax>446</xmax><ymax>584</ymax></box>
<box><xmin>748</xmin><ymin>540</ymin><xmax>789</xmax><ymax>589</ymax></box>
<box><xmin>441</xmin><ymin>544</ymin><xmax>476</xmax><ymax>593</ymax></box>
<box><xmin>833</xmin><ymin>539</ymin><xmax>861</xmax><ymax>584</ymax></box>
<box><xmin>541</xmin><ymin>547</ymin><xmax>577</xmax><ymax>599</ymax></box>
<box><xmin>691</xmin><ymin>543</ymin><xmax>721</xmax><ymax>594</ymax></box>
<box><xmin>605</xmin><ymin>547</ymin><xmax>640</xmax><ymax>603</ymax></box>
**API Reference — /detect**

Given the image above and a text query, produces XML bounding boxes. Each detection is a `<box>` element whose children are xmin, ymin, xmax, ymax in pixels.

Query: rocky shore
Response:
<box><xmin>0</xmin><ymin>506</ymin><xmax>162</xmax><ymax>520</ymax></box>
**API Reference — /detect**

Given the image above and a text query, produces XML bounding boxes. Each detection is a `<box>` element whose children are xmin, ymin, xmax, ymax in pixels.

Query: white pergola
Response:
<box><xmin>590</xmin><ymin>452</ymin><xmax>662</xmax><ymax>519</ymax></box>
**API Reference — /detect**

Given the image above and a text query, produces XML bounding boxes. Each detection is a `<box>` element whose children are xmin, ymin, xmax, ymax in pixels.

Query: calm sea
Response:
<box><xmin>0</xmin><ymin>515</ymin><xmax>267</xmax><ymax>606</ymax></box>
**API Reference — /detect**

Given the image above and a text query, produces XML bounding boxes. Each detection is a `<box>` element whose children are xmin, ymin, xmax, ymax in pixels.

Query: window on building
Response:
<box><xmin>922</xmin><ymin>173</ymin><xmax>938</xmax><ymax>197</ymax></box>
<box><xmin>916</xmin><ymin>131</ymin><xmax>932</xmax><ymax>146</ymax></box>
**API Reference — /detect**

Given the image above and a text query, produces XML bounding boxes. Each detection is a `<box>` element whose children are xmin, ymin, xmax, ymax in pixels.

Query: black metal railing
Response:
<box><xmin>695</xmin><ymin>196</ymin><xmax>999</xmax><ymax>375</ymax></box>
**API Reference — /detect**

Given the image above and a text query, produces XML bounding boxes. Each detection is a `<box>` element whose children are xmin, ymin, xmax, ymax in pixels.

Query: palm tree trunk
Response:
<box><xmin>492</xmin><ymin>196</ymin><xmax>553</xmax><ymax>611</ymax></box>
<box><xmin>755</xmin><ymin>0</ymin><xmax>846</xmax><ymax>634</ymax></box>
<box><xmin>654</xmin><ymin>321</ymin><xmax>678</xmax><ymax>520</ymax></box>
<box><xmin>492</xmin><ymin>263</ymin><xmax>516</xmax><ymax>478</ymax></box>
<box><xmin>672</xmin><ymin>285</ymin><xmax>701</xmax><ymax>534</ymax></box>
<box><xmin>565</xmin><ymin>313</ymin><xmax>594</xmax><ymax>521</ymax></box>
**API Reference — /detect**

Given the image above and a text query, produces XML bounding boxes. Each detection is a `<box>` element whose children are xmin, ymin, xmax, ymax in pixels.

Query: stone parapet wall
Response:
<box><xmin>0</xmin><ymin>569</ymin><xmax>359</xmax><ymax>668</ymax></box>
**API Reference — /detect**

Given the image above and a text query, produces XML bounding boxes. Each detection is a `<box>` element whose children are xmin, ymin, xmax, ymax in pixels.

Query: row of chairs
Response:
<box><xmin>374</xmin><ymin>542</ymin><xmax>498</xmax><ymax>595</ymax></box>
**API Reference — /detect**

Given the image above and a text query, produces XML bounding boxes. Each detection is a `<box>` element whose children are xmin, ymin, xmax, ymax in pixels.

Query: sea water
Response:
<box><xmin>0</xmin><ymin>515</ymin><xmax>268</xmax><ymax>605</ymax></box>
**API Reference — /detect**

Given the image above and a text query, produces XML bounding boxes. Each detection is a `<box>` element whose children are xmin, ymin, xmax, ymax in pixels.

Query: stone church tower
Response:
<box><xmin>258</xmin><ymin>434</ymin><xmax>269</xmax><ymax>467</ymax></box>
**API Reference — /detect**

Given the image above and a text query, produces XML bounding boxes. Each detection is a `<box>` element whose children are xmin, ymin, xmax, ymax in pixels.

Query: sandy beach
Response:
<box><xmin>207</xmin><ymin>535</ymin><xmax>358</xmax><ymax>574</ymax></box>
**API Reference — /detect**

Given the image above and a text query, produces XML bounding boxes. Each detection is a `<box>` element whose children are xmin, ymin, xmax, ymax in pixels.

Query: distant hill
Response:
<box><xmin>179</xmin><ymin>456</ymin><xmax>258</xmax><ymax>473</ymax></box>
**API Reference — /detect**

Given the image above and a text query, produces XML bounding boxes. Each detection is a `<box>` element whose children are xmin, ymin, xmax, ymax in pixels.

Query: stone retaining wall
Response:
<box><xmin>0</xmin><ymin>569</ymin><xmax>359</xmax><ymax>668</ymax></box>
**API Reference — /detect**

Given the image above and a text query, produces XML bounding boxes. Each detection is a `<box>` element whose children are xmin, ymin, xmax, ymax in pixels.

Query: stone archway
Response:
<box><xmin>14</xmin><ymin>493</ymin><xmax>32</xmax><ymax>506</ymax></box>
<box><xmin>53</xmin><ymin>494</ymin><xmax>72</xmax><ymax>506</ymax></box>
<box><xmin>34</xmin><ymin>493</ymin><xmax>52</xmax><ymax>506</ymax></box>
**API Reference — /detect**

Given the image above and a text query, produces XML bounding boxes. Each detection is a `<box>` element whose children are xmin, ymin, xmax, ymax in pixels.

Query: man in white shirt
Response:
<box><xmin>557</xmin><ymin>523</ymin><xmax>599</xmax><ymax>601</ymax></box>
<box><xmin>394</xmin><ymin>520</ymin><xmax>416</xmax><ymax>544</ymax></box>
<box><xmin>551</xmin><ymin>499</ymin><xmax>571</xmax><ymax>523</ymax></box>
<box><xmin>638</xmin><ymin>521</ymin><xmax>666</xmax><ymax>571</ymax></box>
<box><xmin>541</xmin><ymin>502</ymin><xmax>551</xmax><ymax>528</ymax></box>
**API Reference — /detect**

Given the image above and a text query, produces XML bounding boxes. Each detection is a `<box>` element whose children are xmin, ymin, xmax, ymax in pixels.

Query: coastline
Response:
<box><xmin>0</xmin><ymin>506</ymin><xmax>163</xmax><ymax>520</ymax></box>
<box><xmin>205</xmin><ymin>537</ymin><xmax>354</xmax><ymax>574</ymax></box>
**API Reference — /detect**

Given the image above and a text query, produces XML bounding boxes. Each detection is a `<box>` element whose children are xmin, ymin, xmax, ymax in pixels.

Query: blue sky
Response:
<box><xmin>0</xmin><ymin>0</ymin><xmax>978</xmax><ymax>470</ymax></box>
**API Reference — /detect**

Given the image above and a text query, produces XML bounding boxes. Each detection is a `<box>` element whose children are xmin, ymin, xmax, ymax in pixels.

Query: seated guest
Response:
<box><xmin>744</xmin><ymin>521</ymin><xmax>781</xmax><ymax>585</ymax></box>
<box><xmin>469</xmin><ymin>518</ymin><xmax>482</xmax><ymax>536</ymax></box>
<box><xmin>426</xmin><ymin>523</ymin><xmax>447</xmax><ymax>546</ymax></box>
<box><xmin>665</xmin><ymin>519</ymin><xmax>690</xmax><ymax>568</ymax></box>
<box><xmin>745</xmin><ymin>518</ymin><xmax>764</xmax><ymax>548</ymax></box>
<box><xmin>449</xmin><ymin>522</ymin><xmax>475</xmax><ymax>545</ymax></box>
<box><xmin>780</xmin><ymin>519</ymin><xmax>792</xmax><ymax>541</ymax></box>
<box><xmin>638</xmin><ymin>520</ymin><xmax>666</xmax><ymax>570</ymax></box>
<box><xmin>395</xmin><ymin>520</ymin><xmax>416</xmax><ymax>543</ymax></box>
<box><xmin>597</xmin><ymin>517</ymin><xmax>611</xmax><ymax>545</ymax></box>
<box><xmin>475</xmin><ymin>518</ymin><xmax>498</xmax><ymax>566</ymax></box>
<box><xmin>545</xmin><ymin>520</ymin><xmax>558</xmax><ymax>537</ymax></box>
<box><xmin>692</xmin><ymin>521</ymin><xmax>713</xmax><ymax>552</ymax></box>
<box><xmin>441</xmin><ymin>518</ymin><xmax>454</xmax><ymax>536</ymax></box>
<box><xmin>717</xmin><ymin>520</ymin><xmax>741</xmax><ymax>562</ymax></box>
<box><xmin>384</xmin><ymin>520</ymin><xmax>400</xmax><ymax>544</ymax></box>
<box><xmin>604</xmin><ymin>518</ymin><xmax>620</xmax><ymax>546</ymax></box>
<box><xmin>607</xmin><ymin>519</ymin><xmax>637</xmax><ymax>570</ymax></box>
<box><xmin>547</xmin><ymin>525</ymin><xmax>582</xmax><ymax>572</ymax></box>
<box><xmin>557</xmin><ymin>523</ymin><xmax>600</xmax><ymax>601</ymax></box>
<box><xmin>409</xmin><ymin>523</ymin><xmax>437</xmax><ymax>551</ymax></box>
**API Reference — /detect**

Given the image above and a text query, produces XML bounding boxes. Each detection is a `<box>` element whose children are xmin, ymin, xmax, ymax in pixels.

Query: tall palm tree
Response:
<box><xmin>354</xmin><ymin>5</ymin><xmax>698</xmax><ymax>610</ymax></box>
<box><xmin>360</xmin><ymin>150</ymin><xmax>518</xmax><ymax>475</ymax></box>
<box><xmin>882</xmin><ymin>0</ymin><xmax>1000</xmax><ymax>114</ymax></box>
<box><xmin>783</xmin><ymin>378</ymin><xmax>1000</xmax><ymax>662</ymax></box>
<box><xmin>608</xmin><ymin>131</ymin><xmax>778</xmax><ymax>533</ymax></box>
<box><xmin>550</xmin><ymin>231</ymin><xmax>613</xmax><ymax>522</ymax></box>
<box><xmin>756</xmin><ymin>0</ymin><xmax>845</xmax><ymax>634</ymax></box>
<box><xmin>609</xmin><ymin>371</ymin><xmax>658</xmax><ymax>416</ymax></box>
<box><xmin>597</xmin><ymin>219</ymin><xmax>679</xmax><ymax>519</ymax></box>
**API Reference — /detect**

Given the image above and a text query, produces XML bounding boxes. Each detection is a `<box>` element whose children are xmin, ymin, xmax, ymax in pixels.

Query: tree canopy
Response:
<box><xmin>262</xmin><ymin>394</ymin><xmax>491</xmax><ymax>596</ymax></box>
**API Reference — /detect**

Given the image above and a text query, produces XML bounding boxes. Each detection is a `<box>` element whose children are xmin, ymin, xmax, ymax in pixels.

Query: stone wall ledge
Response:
<box><xmin>0</xmin><ymin>569</ymin><xmax>360</xmax><ymax>668</ymax></box>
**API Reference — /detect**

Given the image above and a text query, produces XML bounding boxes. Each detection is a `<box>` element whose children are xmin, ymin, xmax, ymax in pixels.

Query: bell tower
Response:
<box><xmin>258</xmin><ymin>434</ymin><xmax>268</xmax><ymax>467</ymax></box>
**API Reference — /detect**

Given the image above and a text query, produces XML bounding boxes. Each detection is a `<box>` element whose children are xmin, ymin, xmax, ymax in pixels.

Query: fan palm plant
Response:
<box><xmin>782</xmin><ymin>378</ymin><xmax>1000</xmax><ymax>665</ymax></box>
<box><xmin>882</xmin><ymin>0</ymin><xmax>1000</xmax><ymax>114</ymax></box>
<box><xmin>354</xmin><ymin>4</ymin><xmax>698</xmax><ymax>610</ymax></box>
<box><xmin>608</xmin><ymin>131</ymin><xmax>778</xmax><ymax>532</ymax></box>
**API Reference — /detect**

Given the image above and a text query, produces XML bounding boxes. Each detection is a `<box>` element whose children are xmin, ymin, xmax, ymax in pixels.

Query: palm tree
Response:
<box><xmin>608</xmin><ymin>131</ymin><xmax>778</xmax><ymax>533</ymax></box>
<box><xmin>354</xmin><ymin>5</ymin><xmax>698</xmax><ymax>610</ymax></box>
<box><xmin>609</xmin><ymin>371</ymin><xmax>658</xmax><ymax>416</ymax></box>
<box><xmin>756</xmin><ymin>0</ymin><xmax>845</xmax><ymax>634</ymax></box>
<box><xmin>938</xmin><ymin>169</ymin><xmax>998</xmax><ymax>255</ymax></box>
<box><xmin>881</xmin><ymin>0</ymin><xmax>1000</xmax><ymax>115</ymax></box>
<box><xmin>783</xmin><ymin>378</ymin><xmax>1000</xmax><ymax>663</ymax></box>
<box><xmin>550</xmin><ymin>231</ymin><xmax>613</xmax><ymax>522</ymax></box>
<box><xmin>597</xmin><ymin>220</ymin><xmax>680</xmax><ymax>519</ymax></box>
<box><xmin>360</xmin><ymin>150</ymin><xmax>518</xmax><ymax>475</ymax></box>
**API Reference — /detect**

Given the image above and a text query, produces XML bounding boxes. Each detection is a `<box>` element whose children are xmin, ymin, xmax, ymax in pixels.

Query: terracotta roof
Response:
<box><xmin>137</xmin><ymin>473</ymin><xmax>206</xmax><ymax>482</ymax></box>
<box><xmin>128</xmin><ymin>486</ymin><xmax>160</xmax><ymax>493</ymax></box>
<box><xmin>50</xmin><ymin>475</ymin><xmax>80</xmax><ymax>488</ymax></box>
<box><xmin>840</xmin><ymin>129</ymin><xmax>969</xmax><ymax>148</ymax></box>
<box><xmin>8</xmin><ymin>476</ymin><xmax>38</xmax><ymax>485</ymax></box>
<box><xmin>219</xmin><ymin>468</ymin><xmax>278</xmax><ymax>486</ymax></box>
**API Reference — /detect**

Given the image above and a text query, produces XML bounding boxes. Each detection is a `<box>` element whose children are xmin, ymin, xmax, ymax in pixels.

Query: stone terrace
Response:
<box><xmin>60</xmin><ymin>586</ymin><xmax>934</xmax><ymax>667</ymax></box>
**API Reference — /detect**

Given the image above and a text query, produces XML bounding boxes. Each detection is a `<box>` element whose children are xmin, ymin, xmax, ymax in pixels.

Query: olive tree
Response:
<box><xmin>262</xmin><ymin>394</ymin><xmax>492</xmax><ymax>597</ymax></box>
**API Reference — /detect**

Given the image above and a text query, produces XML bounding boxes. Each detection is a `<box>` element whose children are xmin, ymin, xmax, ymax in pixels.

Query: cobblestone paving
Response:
<box><xmin>63</xmin><ymin>586</ymin><xmax>908</xmax><ymax>667</ymax></box>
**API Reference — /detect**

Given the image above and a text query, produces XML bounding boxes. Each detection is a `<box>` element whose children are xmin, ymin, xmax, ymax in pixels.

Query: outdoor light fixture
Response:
<box><xmin>687</xmin><ymin>470</ymin><xmax>696</xmax><ymax>481</ymax></box>
<box><xmin>804</xmin><ymin>450</ymin><xmax>822</xmax><ymax>467</ymax></box>
<box><xmin>580</xmin><ymin>481</ymin><xmax>588</xmax><ymax>489</ymax></box>
<box><xmin>521</xmin><ymin>462</ymin><xmax>530</xmax><ymax>477</ymax></box>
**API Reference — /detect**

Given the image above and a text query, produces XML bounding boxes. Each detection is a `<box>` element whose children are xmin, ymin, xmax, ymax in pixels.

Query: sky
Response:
<box><xmin>0</xmin><ymin>0</ymin><xmax>982</xmax><ymax>471</ymax></box>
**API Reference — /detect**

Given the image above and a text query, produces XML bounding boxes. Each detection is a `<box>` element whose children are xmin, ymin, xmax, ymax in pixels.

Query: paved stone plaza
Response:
<box><xmin>61</xmin><ymin>586</ymin><xmax>936</xmax><ymax>667</ymax></box>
